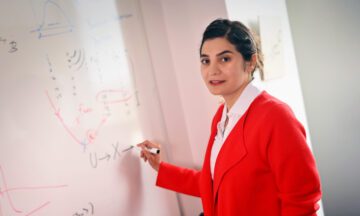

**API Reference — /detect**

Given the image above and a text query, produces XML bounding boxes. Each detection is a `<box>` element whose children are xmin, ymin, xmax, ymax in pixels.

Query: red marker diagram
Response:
<box><xmin>44</xmin><ymin>50</ymin><xmax>138</xmax><ymax>154</ymax></box>
<box><xmin>96</xmin><ymin>88</ymin><xmax>132</xmax><ymax>105</ymax></box>
<box><xmin>0</xmin><ymin>165</ymin><xmax>67</xmax><ymax>216</ymax></box>
<box><xmin>45</xmin><ymin>87</ymin><xmax>133</xmax><ymax>151</ymax></box>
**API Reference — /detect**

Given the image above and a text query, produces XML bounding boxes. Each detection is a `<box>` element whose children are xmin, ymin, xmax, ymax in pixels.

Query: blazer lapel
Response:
<box><xmin>213</xmin><ymin>110</ymin><xmax>249</xmax><ymax>201</ymax></box>
<box><xmin>200</xmin><ymin>105</ymin><xmax>224</xmax><ymax>216</ymax></box>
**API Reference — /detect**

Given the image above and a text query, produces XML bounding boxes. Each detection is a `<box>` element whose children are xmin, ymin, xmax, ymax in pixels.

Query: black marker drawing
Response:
<box><xmin>8</xmin><ymin>41</ymin><xmax>18</xmax><ymax>53</ymax></box>
<box><xmin>89</xmin><ymin>142</ymin><xmax>121</xmax><ymax>168</ymax></box>
<box><xmin>66</xmin><ymin>49</ymin><xmax>87</xmax><ymax>71</ymax></box>
<box><xmin>0</xmin><ymin>37</ymin><xmax>18</xmax><ymax>53</ymax></box>
<box><xmin>73</xmin><ymin>202</ymin><xmax>94</xmax><ymax>216</ymax></box>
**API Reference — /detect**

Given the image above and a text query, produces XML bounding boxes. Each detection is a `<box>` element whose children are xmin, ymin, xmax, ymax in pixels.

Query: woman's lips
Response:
<box><xmin>209</xmin><ymin>80</ymin><xmax>225</xmax><ymax>86</ymax></box>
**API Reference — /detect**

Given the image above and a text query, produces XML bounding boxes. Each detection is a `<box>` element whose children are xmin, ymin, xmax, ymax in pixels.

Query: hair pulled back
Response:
<box><xmin>200</xmin><ymin>19</ymin><xmax>264</xmax><ymax>80</ymax></box>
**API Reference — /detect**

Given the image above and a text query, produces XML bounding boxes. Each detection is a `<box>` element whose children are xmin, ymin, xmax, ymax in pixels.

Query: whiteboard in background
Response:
<box><xmin>0</xmin><ymin>0</ymin><xmax>179</xmax><ymax>215</ymax></box>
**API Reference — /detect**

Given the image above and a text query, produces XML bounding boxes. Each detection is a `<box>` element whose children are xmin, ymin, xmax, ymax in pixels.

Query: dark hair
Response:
<box><xmin>200</xmin><ymin>19</ymin><xmax>264</xmax><ymax>80</ymax></box>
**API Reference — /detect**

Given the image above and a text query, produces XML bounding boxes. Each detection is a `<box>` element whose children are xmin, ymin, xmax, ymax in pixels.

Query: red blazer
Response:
<box><xmin>156</xmin><ymin>91</ymin><xmax>321</xmax><ymax>216</ymax></box>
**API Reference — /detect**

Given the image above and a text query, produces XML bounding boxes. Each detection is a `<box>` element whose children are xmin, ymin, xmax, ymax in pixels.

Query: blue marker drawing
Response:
<box><xmin>86</xmin><ymin>14</ymin><xmax>133</xmax><ymax>30</ymax></box>
<box><xmin>30</xmin><ymin>0</ymin><xmax>74</xmax><ymax>39</ymax></box>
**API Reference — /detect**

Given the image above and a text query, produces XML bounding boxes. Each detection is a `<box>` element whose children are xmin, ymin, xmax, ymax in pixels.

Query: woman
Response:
<box><xmin>138</xmin><ymin>19</ymin><xmax>321</xmax><ymax>216</ymax></box>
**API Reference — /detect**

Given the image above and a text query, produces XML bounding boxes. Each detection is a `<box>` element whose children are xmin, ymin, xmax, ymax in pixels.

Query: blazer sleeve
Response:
<box><xmin>156</xmin><ymin>161</ymin><xmax>201</xmax><ymax>197</ymax></box>
<box><xmin>267</xmin><ymin>104</ymin><xmax>322</xmax><ymax>216</ymax></box>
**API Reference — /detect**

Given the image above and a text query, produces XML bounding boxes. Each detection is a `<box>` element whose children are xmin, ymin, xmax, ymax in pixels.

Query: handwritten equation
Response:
<box><xmin>0</xmin><ymin>36</ymin><xmax>18</xmax><ymax>53</ymax></box>
<box><xmin>89</xmin><ymin>142</ymin><xmax>121</xmax><ymax>169</ymax></box>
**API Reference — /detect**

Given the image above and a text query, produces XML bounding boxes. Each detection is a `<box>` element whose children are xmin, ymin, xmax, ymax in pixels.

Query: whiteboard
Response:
<box><xmin>0</xmin><ymin>0</ymin><xmax>180</xmax><ymax>215</ymax></box>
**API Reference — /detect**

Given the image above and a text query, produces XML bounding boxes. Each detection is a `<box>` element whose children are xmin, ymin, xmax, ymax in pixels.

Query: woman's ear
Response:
<box><xmin>245</xmin><ymin>54</ymin><xmax>257</xmax><ymax>73</ymax></box>
<box><xmin>245</xmin><ymin>62</ymin><xmax>251</xmax><ymax>73</ymax></box>
<box><xmin>250</xmin><ymin>54</ymin><xmax>257</xmax><ymax>71</ymax></box>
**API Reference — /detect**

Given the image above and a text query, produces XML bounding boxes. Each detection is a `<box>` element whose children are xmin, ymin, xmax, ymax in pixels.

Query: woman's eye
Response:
<box><xmin>201</xmin><ymin>59</ymin><xmax>209</xmax><ymax>65</ymax></box>
<box><xmin>221</xmin><ymin>56</ymin><xmax>231</xmax><ymax>62</ymax></box>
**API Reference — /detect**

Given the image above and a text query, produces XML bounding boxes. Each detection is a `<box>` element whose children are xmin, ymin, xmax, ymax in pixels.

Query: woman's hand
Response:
<box><xmin>137</xmin><ymin>140</ymin><xmax>161</xmax><ymax>171</ymax></box>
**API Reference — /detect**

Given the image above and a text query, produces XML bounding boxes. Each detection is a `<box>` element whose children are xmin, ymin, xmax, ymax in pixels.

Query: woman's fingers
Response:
<box><xmin>136</xmin><ymin>140</ymin><xmax>161</xmax><ymax>171</ymax></box>
<box><xmin>138</xmin><ymin>141</ymin><xmax>161</xmax><ymax>171</ymax></box>
<box><xmin>137</xmin><ymin>140</ymin><xmax>160</xmax><ymax>149</ymax></box>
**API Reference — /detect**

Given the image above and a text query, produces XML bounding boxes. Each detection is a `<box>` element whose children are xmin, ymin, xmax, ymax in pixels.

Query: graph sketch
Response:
<box><xmin>30</xmin><ymin>0</ymin><xmax>74</xmax><ymax>39</ymax></box>
<box><xmin>0</xmin><ymin>166</ymin><xmax>67</xmax><ymax>216</ymax></box>
<box><xmin>44</xmin><ymin>49</ymin><xmax>137</xmax><ymax>155</ymax></box>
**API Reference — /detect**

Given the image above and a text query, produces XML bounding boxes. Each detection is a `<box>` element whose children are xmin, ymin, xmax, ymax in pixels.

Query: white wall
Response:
<box><xmin>286</xmin><ymin>1</ymin><xmax>360</xmax><ymax>215</ymax></box>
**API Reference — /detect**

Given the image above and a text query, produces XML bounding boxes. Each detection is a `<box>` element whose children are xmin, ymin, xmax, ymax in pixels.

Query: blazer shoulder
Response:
<box><xmin>251</xmin><ymin>91</ymin><xmax>297</xmax><ymax>121</ymax></box>
<box><xmin>248</xmin><ymin>91</ymin><xmax>306</xmax><ymax>142</ymax></box>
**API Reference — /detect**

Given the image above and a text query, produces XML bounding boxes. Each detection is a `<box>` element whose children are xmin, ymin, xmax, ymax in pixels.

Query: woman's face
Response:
<box><xmin>200</xmin><ymin>37</ymin><xmax>251</xmax><ymax>102</ymax></box>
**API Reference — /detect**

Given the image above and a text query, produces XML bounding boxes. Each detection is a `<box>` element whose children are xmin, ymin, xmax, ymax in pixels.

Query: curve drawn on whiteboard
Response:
<box><xmin>30</xmin><ymin>0</ymin><xmax>74</xmax><ymax>39</ymax></box>
<box><xmin>45</xmin><ymin>86</ymin><xmax>133</xmax><ymax>151</ymax></box>
<box><xmin>45</xmin><ymin>90</ymin><xmax>107</xmax><ymax>151</ymax></box>
<box><xmin>0</xmin><ymin>165</ymin><xmax>67</xmax><ymax>216</ymax></box>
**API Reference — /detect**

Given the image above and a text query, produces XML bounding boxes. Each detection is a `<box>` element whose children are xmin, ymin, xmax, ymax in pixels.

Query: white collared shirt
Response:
<box><xmin>210</xmin><ymin>82</ymin><xmax>262</xmax><ymax>179</ymax></box>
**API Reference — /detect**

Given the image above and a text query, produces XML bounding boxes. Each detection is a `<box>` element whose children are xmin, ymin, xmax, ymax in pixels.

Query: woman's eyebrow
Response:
<box><xmin>216</xmin><ymin>50</ymin><xmax>233</xmax><ymax>56</ymax></box>
<box><xmin>200</xmin><ymin>50</ymin><xmax>233</xmax><ymax>58</ymax></box>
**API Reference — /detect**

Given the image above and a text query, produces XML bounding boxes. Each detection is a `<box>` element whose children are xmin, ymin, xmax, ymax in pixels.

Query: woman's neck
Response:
<box><xmin>223</xmin><ymin>81</ymin><xmax>251</xmax><ymax>111</ymax></box>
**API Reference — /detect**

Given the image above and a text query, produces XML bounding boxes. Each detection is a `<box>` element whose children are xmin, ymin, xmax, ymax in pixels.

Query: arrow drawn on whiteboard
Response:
<box><xmin>89</xmin><ymin>142</ymin><xmax>121</xmax><ymax>168</ymax></box>
<box><xmin>0</xmin><ymin>165</ymin><xmax>68</xmax><ymax>216</ymax></box>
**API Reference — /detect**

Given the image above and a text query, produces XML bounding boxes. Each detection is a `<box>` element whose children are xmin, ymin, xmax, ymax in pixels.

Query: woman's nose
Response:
<box><xmin>209</xmin><ymin>62</ymin><xmax>220</xmax><ymax>75</ymax></box>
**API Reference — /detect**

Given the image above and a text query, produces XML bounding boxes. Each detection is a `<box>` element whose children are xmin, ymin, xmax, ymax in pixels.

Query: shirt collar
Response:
<box><xmin>223</xmin><ymin>82</ymin><xmax>262</xmax><ymax>120</ymax></box>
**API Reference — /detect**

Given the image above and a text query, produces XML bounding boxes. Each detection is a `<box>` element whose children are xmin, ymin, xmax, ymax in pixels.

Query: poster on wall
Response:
<box><xmin>259</xmin><ymin>16</ymin><xmax>285</xmax><ymax>80</ymax></box>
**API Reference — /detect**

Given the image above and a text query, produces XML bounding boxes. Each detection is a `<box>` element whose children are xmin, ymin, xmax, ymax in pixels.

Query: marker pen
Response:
<box><xmin>122</xmin><ymin>145</ymin><xmax>160</xmax><ymax>155</ymax></box>
<box><xmin>145</xmin><ymin>147</ymin><xmax>160</xmax><ymax>155</ymax></box>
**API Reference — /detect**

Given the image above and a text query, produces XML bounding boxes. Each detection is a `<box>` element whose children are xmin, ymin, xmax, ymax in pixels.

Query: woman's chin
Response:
<box><xmin>208</xmin><ymin>90</ymin><xmax>223</xmax><ymax>96</ymax></box>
